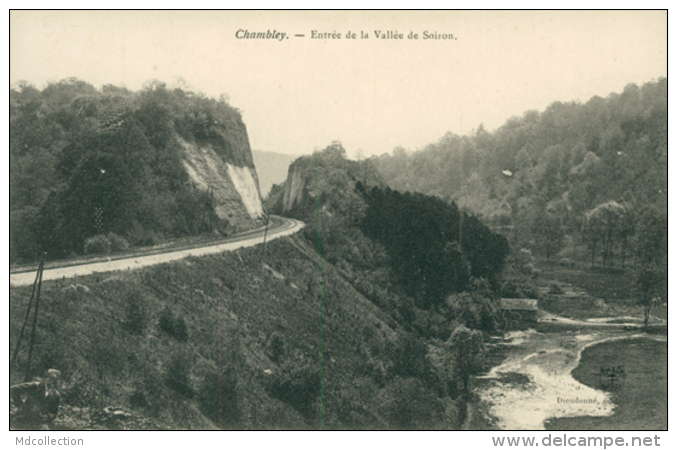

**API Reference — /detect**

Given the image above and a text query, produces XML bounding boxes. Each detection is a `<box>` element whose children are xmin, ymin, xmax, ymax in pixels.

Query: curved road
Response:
<box><xmin>10</xmin><ymin>216</ymin><xmax>305</xmax><ymax>287</ymax></box>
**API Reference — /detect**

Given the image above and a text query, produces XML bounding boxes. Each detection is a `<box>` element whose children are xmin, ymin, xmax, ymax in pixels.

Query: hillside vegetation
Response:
<box><xmin>10</xmin><ymin>79</ymin><xmax>253</xmax><ymax>264</ymax></box>
<box><xmin>372</xmin><ymin>79</ymin><xmax>667</xmax><ymax>310</ymax></box>
<box><xmin>11</xmin><ymin>236</ymin><xmax>471</xmax><ymax>429</ymax></box>
<box><xmin>11</xmin><ymin>79</ymin><xmax>664</xmax><ymax>430</ymax></box>
<box><xmin>373</xmin><ymin>80</ymin><xmax>666</xmax><ymax>262</ymax></box>
<box><xmin>12</xmin><ymin>142</ymin><xmax>521</xmax><ymax>430</ymax></box>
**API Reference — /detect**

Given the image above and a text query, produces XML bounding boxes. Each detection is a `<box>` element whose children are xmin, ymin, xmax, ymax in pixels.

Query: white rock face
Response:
<box><xmin>227</xmin><ymin>163</ymin><xmax>264</xmax><ymax>219</ymax></box>
<box><xmin>282</xmin><ymin>164</ymin><xmax>305</xmax><ymax>212</ymax></box>
<box><xmin>179</xmin><ymin>137</ymin><xmax>263</xmax><ymax>231</ymax></box>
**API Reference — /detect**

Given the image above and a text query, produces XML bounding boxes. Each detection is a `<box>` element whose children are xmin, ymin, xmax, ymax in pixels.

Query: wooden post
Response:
<box><xmin>260</xmin><ymin>210</ymin><xmax>270</xmax><ymax>262</ymax></box>
<box><xmin>10</xmin><ymin>255</ymin><xmax>45</xmax><ymax>371</ymax></box>
<box><xmin>25</xmin><ymin>253</ymin><xmax>46</xmax><ymax>382</ymax></box>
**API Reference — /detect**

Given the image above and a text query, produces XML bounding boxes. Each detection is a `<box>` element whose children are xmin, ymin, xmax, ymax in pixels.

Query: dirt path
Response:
<box><xmin>9</xmin><ymin>217</ymin><xmax>304</xmax><ymax>287</ymax></box>
<box><xmin>475</xmin><ymin>329</ymin><xmax>666</xmax><ymax>430</ymax></box>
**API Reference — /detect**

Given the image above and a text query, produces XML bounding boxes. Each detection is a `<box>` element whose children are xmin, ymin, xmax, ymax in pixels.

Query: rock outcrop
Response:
<box><xmin>282</xmin><ymin>161</ymin><xmax>307</xmax><ymax>213</ymax></box>
<box><xmin>180</xmin><ymin>118</ymin><xmax>264</xmax><ymax>233</ymax></box>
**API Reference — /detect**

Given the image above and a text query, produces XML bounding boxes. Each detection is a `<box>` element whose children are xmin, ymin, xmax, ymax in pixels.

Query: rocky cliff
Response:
<box><xmin>282</xmin><ymin>160</ymin><xmax>307</xmax><ymax>213</ymax></box>
<box><xmin>180</xmin><ymin>117</ymin><xmax>264</xmax><ymax>233</ymax></box>
<box><xmin>9</xmin><ymin>79</ymin><xmax>266</xmax><ymax>262</ymax></box>
<box><xmin>277</xmin><ymin>144</ymin><xmax>384</xmax><ymax>218</ymax></box>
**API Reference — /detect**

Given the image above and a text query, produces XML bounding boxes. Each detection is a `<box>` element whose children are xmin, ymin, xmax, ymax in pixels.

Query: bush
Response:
<box><xmin>499</xmin><ymin>273</ymin><xmax>539</xmax><ymax>299</ymax></box>
<box><xmin>127</xmin><ymin>221</ymin><xmax>162</xmax><ymax>247</ymax></box>
<box><xmin>10</xmin><ymin>207</ymin><xmax>41</xmax><ymax>264</ymax></box>
<box><xmin>379</xmin><ymin>377</ymin><xmax>446</xmax><ymax>429</ymax></box>
<box><xmin>548</xmin><ymin>282</ymin><xmax>564</xmax><ymax>295</ymax></box>
<box><xmin>197</xmin><ymin>366</ymin><xmax>240</xmax><ymax>427</ymax></box>
<box><xmin>158</xmin><ymin>306</ymin><xmax>189</xmax><ymax>342</ymax></box>
<box><xmin>84</xmin><ymin>234</ymin><xmax>111</xmax><ymax>254</ymax></box>
<box><xmin>122</xmin><ymin>293</ymin><xmax>149</xmax><ymax>335</ymax></box>
<box><xmin>267</xmin><ymin>332</ymin><xmax>285</xmax><ymax>364</ymax></box>
<box><xmin>107</xmin><ymin>232</ymin><xmax>130</xmax><ymax>252</ymax></box>
<box><xmin>389</xmin><ymin>333</ymin><xmax>435</xmax><ymax>384</ymax></box>
<box><xmin>164</xmin><ymin>349</ymin><xmax>193</xmax><ymax>397</ymax></box>
<box><xmin>446</xmin><ymin>292</ymin><xmax>502</xmax><ymax>333</ymax></box>
<box><xmin>268</xmin><ymin>362</ymin><xmax>321</xmax><ymax>422</ymax></box>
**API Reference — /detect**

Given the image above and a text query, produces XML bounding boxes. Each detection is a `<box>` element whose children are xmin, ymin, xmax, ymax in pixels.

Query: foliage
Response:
<box><xmin>164</xmin><ymin>348</ymin><xmax>193</xmax><ymax>397</ymax></box>
<box><xmin>122</xmin><ymin>293</ymin><xmax>149</xmax><ymax>335</ymax></box>
<box><xmin>447</xmin><ymin>326</ymin><xmax>486</xmax><ymax>400</ymax></box>
<box><xmin>158</xmin><ymin>306</ymin><xmax>189</xmax><ymax>342</ymax></box>
<box><xmin>378</xmin><ymin>376</ymin><xmax>447</xmax><ymax>429</ymax></box>
<box><xmin>584</xmin><ymin>201</ymin><xmax>627</xmax><ymax>267</ymax></box>
<box><xmin>268</xmin><ymin>357</ymin><xmax>321</xmax><ymax>422</ymax></box>
<box><xmin>548</xmin><ymin>282</ymin><xmax>564</xmax><ymax>295</ymax></box>
<box><xmin>635</xmin><ymin>263</ymin><xmax>665</xmax><ymax>329</ymax></box>
<box><xmin>372</xmin><ymin>79</ymin><xmax>667</xmax><ymax>272</ymax></box>
<box><xmin>446</xmin><ymin>291</ymin><xmax>502</xmax><ymax>333</ymax></box>
<box><xmin>10</xmin><ymin>233</ymin><xmax>478</xmax><ymax>430</ymax></box>
<box><xmin>83</xmin><ymin>234</ymin><xmax>112</xmax><ymax>255</ymax></box>
<box><xmin>498</xmin><ymin>249</ymin><xmax>540</xmax><ymax>299</ymax></box>
<box><xmin>10</xmin><ymin>78</ymin><xmax>247</xmax><ymax>262</ymax></box>
<box><xmin>389</xmin><ymin>333</ymin><xmax>436</xmax><ymax>383</ymax></box>
<box><xmin>359</xmin><ymin>184</ymin><xmax>509</xmax><ymax>308</ymax></box>
<box><xmin>84</xmin><ymin>233</ymin><xmax>129</xmax><ymax>255</ymax></box>
<box><xmin>197</xmin><ymin>365</ymin><xmax>240</xmax><ymax>426</ymax></box>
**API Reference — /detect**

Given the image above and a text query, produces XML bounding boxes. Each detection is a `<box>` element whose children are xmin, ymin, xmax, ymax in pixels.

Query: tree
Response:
<box><xmin>584</xmin><ymin>201</ymin><xmax>626</xmax><ymax>267</ymax></box>
<box><xmin>447</xmin><ymin>325</ymin><xmax>485</xmax><ymax>400</ymax></box>
<box><xmin>634</xmin><ymin>205</ymin><xmax>667</xmax><ymax>330</ymax></box>
<box><xmin>532</xmin><ymin>211</ymin><xmax>563</xmax><ymax>262</ymax></box>
<box><xmin>635</xmin><ymin>264</ymin><xmax>664</xmax><ymax>331</ymax></box>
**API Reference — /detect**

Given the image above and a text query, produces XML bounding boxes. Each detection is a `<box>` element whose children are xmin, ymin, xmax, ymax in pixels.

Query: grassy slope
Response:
<box><xmin>536</xmin><ymin>261</ymin><xmax>643</xmax><ymax>320</ymax></box>
<box><xmin>537</xmin><ymin>262</ymin><xmax>667</xmax><ymax>430</ymax></box>
<box><xmin>545</xmin><ymin>338</ymin><xmax>667</xmax><ymax>430</ymax></box>
<box><xmin>10</xmin><ymin>236</ymin><xmax>456</xmax><ymax>430</ymax></box>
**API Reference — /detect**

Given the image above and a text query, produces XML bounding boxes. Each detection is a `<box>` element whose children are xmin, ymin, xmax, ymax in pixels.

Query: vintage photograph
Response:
<box><xmin>9</xmin><ymin>10</ymin><xmax>667</xmax><ymax>433</ymax></box>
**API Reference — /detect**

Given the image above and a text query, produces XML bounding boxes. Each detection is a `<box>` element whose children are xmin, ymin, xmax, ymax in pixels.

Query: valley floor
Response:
<box><xmin>470</xmin><ymin>262</ymin><xmax>668</xmax><ymax>431</ymax></box>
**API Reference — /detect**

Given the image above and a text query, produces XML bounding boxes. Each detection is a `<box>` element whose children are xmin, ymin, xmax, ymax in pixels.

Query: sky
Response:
<box><xmin>10</xmin><ymin>10</ymin><xmax>667</xmax><ymax>158</ymax></box>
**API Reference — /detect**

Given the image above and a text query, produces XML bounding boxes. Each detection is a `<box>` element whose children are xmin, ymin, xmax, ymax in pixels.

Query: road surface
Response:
<box><xmin>10</xmin><ymin>216</ymin><xmax>304</xmax><ymax>287</ymax></box>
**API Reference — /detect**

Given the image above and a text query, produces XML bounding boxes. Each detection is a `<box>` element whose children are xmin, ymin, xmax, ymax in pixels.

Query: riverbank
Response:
<box><xmin>545</xmin><ymin>336</ymin><xmax>667</xmax><ymax>430</ymax></box>
<box><xmin>474</xmin><ymin>329</ymin><xmax>666</xmax><ymax>430</ymax></box>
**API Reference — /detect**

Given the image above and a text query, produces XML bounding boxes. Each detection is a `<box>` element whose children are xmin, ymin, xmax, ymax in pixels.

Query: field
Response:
<box><xmin>545</xmin><ymin>338</ymin><xmax>667</xmax><ymax>430</ymax></box>
<box><xmin>473</xmin><ymin>257</ymin><xmax>667</xmax><ymax>431</ymax></box>
<box><xmin>536</xmin><ymin>261</ymin><xmax>665</xmax><ymax>322</ymax></box>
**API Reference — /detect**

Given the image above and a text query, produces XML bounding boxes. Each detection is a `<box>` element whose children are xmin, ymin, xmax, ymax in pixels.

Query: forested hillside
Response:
<box><xmin>372</xmin><ymin>79</ymin><xmax>667</xmax><ymax>299</ymax></box>
<box><xmin>11</xmin><ymin>142</ymin><xmax>519</xmax><ymax>430</ymax></box>
<box><xmin>262</xmin><ymin>142</ymin><xmax>520</xmax><ymax>427</ymax></box>
<box><xmin>10</xmin><ymin>79</ymin><xmax>260</xmax><ymax>264</ymax></box>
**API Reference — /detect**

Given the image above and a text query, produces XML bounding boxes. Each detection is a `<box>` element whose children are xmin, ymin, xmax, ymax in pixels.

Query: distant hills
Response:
<box><xmin>372</xmin><ymin>78</ymin><xmax>667</xmax><ymax>271</ymax></box>
<box><xmin>252</xmin><ymin>150</ymin><xmax>302</xmax><ymax>198</ymax></box>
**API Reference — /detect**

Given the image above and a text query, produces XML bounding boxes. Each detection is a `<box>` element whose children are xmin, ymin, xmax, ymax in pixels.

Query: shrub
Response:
<box><xmin>548</xmin><ymin>282</ymin><xmax>564</xmax><ymax>295</ymax></box>
<box><xmin>164</xmin><ymin>349</ymin><xmax>193</xmax><ymax>397</ymax></box>
<box><xmin>267</xmin><ymin>332</ymin><xmax>285</xmax><ymax>364</ymax></box>
<box><xmin>84</xmin><ymin>234</ymin><xmax>111</xmax><ymax>254</ymax></box>
<box><xmin>389</xmin><ymin>333</ymin><xmax>435</xmax><ymax>384</ymax></box>
<box><xmin>107</xmin><ymin>232</ymin><xmax>129</xmax><ymax>252</ymax></box>
<box><xmin>158</xmin><ymin>306</ymin><xmax>189</xmax><ymax>342</ymax></box>
<box><xmin>379</xmin><ymin>377</ymin><xmax>446</xmax><ymax>429</ymax></box>
<box><xmin>268</xmin><ymin>362</ymin><xmax>321</xmax><ymax>422</ymax></box>
<box><xmin>127</xmin><ymin>221</ymin><xmax>162</xmax><ymax>247</ymax></box>
<box><xmin>197</xmin><ymin>366</ymin><xmax>240</xmax><ymax>427</ymax></box>
<box><xmin>499</xmin><ymin>273</ymin><xmax>538</xmax><ymax>299</ymax></box>
<box><xmin>173</xmin><ymin>316</ymin><xmax>189</xmax><ymax>342</ymax></box>
<box><xmin>122</xmin><ymin>294</ymin><xmax>149</xmax><ymax>335</ymax></box>
<box><xmin>446</xmin><ymin>292</ymin><xmax>502</xmax><ymax>333</ymax></box>
<box><xmin>158</xmin><ymin>306</ymin><xmax>174</xmax><ymax>333</ymax></box>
